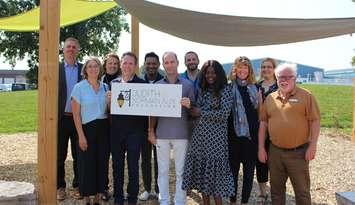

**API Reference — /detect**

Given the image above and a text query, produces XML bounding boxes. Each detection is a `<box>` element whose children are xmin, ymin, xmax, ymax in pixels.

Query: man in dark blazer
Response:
<box><xmin>57</xmin><ymin>37</ymin><xmax>83</xmax><ymax>200</ymax></box>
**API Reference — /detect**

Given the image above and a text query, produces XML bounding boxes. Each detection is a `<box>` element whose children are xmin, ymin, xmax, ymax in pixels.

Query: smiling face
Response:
<box><xmin>277</xmin><ymin>68</ymin><xmax>296</xmax><ymax>94</ymax></box>
<box><xmin>163</xmin><ymin>52</ymin><xmax>179</xmax><ymax>76</ymax></box>
<box><xmin>261</xmin><ymin>60</ymin><xmax>276</xmax><ymax>80</ymax></box>
<box><xmin>235</xmin><ymin>63</ymin><xmax>250</xmax><ymax>80</ymax></box>
<box><xmin>205</xmin><ymin>66</ymin><xmax>217</xmax><ymax>86</ymax></box>
<box><xmin>144</xmin><ymin>56</ymin><xmax>160</xmax><ymax>76</ymax></box>
<box><xmin>84</xmin><ymin>59</ymin><xmax>100</xmax><ymax>80</ymax></box>
<box><xmin>184</xmin><ymin>52</ymin><xmax>199</xmax><ymax>72</ymax></box>
<box><xmin>121</xmin><ymin>55</ymin><xmax>136</xmax><ymax>79</ymax></box>
<box><xmin>105</xmin><ymin>56</ymin><xmax>120</xmax><ymax>75</ymax></box>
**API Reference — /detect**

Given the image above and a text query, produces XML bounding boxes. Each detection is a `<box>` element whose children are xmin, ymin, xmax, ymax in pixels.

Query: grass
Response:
<box><xmin>0</xmin><ymin>90</ymin><xmax>37</xmax><ymax>133</ymax></box>
<box><xmin>300</xmin><ymin>84</ymin><xmax>352</xmax><ymax>135</ymax></box>
<box><xmin>0</xmin><ymin>84</ymin><xmax>352</xmax><ymax>135</ymax></box>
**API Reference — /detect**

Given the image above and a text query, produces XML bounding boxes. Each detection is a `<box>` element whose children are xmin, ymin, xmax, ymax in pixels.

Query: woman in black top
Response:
<box><xmin>102</xmin><ymin>53</ymin><xmax>121</xmax><ymax>86</ymax></box>
<box><xmin>228</xmin><ymin>56</ymin><xmax>259</xmax><ymax>205</ymax></box>
<box><xmin>256</xmin><ymin>58</ymin><xmax>278</xmax><ymax>205</ymax></box>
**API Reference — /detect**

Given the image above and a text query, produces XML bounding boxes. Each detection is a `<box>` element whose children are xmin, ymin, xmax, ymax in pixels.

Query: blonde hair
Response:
<box><xmin>82</xmin><ymin>57</ymin><xmax>103</xmax><ymax>80</ymax></box>
<box><xmin>229</xmin><ymin>56</ymin><xmax>256</xmax><ymax>84</ymax></box>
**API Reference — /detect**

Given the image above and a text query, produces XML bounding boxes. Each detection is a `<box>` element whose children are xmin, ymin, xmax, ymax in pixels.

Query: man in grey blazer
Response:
<box><xmin>57</xmin><ymin>37</ymin><xmax>83</xmax><ymax>200</ymax></box>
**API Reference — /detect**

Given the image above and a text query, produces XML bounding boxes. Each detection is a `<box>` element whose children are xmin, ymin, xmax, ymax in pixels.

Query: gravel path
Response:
<box><xmin>0</xmin><ymin>130</ymin><xmax>354</xmax><ymax>204</ymax></box>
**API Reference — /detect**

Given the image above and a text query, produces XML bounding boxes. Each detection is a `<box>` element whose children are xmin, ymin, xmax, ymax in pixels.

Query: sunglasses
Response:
<box><xmin>237</xmin><ymin>56</ymin><xmax>251</xmax><ymax>63</ymax></box>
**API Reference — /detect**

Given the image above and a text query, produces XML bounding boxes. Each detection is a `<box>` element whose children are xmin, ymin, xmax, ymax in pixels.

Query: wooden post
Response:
<box><xmin>131</xmin><ymin>15</ymin><xmax>139</xmax><ymax>73</ymax></box>
<box><xmin>353</xmin><ymin>78</ymin><xmax>355</xmax><ymax>143</ymax></box>
<box><xmin>38</xmin><ymin>0</ymin><xmax>60</xmax><ymax>204</ymax></box>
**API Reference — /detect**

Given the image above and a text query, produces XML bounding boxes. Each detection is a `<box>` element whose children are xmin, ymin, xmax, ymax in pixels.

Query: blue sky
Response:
<box><xmin>117</xmin><ymin>0</ymin><xmax>355</xmax><ymax>72</ymax></box>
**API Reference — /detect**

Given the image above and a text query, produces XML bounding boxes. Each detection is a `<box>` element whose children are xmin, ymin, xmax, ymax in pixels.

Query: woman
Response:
<box><xmin>228</xmin><ymin>56</ymin><xmax>259</xmax><ymax>205</ymax></box>
<box><xmin>182</xmin><ymin>60</ymin><xmax>234</xmax><ymax>205</ymax></box>
<box><xmin>71</xmin><ymin>57</ymin><xmax>109</xmax><ymax>205</ymax></box>
<box><xmin>100</xmin><ymin>53</ymin><xmax>120</xmax><ymax>201</ymax></box>
<box><xmin>102</xmin><ymin>53</ymin><xmax>121</xmax><ymax>86</ymax></box>
<box><xmin>256</xmin><ymin>58</ymin><xmax>278</xmax><ymax>204</ymax></box>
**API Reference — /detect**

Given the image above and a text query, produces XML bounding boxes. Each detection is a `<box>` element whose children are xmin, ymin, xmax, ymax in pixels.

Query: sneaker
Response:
<box><xmin>138</xmin><ymin>191</ymin><xmax>150</xmax><ymax>201</ymax></box>
<box><xmin>57</xmin><ymin>188</ymin><xmax>66</xmax><ymax>201</ymax></box>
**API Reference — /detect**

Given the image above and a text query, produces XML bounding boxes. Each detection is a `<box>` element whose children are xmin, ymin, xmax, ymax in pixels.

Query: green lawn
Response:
<box><xmin>0</xmin><ymin>84</ymin><xmax>352</xmax><ymax>135</ymax></box>
<box><xmin>300</xmin><ymin>84</ymin><xmax>352</xmax><ymax>135</ymax></box>
<box><xmin>0</xmin><ymin>90</ymin><xmax>37</xmax><ymax>133</ymax></box>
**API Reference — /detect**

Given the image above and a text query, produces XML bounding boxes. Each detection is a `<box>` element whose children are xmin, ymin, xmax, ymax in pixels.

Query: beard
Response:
<box><xmin>187</xmin><ymin>64</ymin><xmax>198</xmax><ymax>71</ymax></box>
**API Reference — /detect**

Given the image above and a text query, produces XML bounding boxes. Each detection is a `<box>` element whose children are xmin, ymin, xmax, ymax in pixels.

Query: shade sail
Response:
<box><xmin>0</xmin><ymin>0</ymin><xmax>118</xmax><ymax>32</ymax></box>
<box><xmin>116</xmin><ymin>0</ymin><xmax>355</xmax><ymax>46</ymax></box>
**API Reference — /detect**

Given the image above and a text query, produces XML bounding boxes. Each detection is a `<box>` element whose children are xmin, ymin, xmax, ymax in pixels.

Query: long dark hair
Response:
<box><xmin>199</xmin><ymin>60</ymin><xmax>227</xmax><ymax>99</ymax></box>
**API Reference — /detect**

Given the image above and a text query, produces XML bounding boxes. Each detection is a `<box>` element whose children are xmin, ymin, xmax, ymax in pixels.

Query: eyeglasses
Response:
<box><xmin>277</xmin><ymin>75</ymin><xmax>295</xmax><ymax>81</ymax></box>
<box><xmin>261</xmin><ymin>65</ymin><xmax>274</xmax><ymax>69</ymax></box>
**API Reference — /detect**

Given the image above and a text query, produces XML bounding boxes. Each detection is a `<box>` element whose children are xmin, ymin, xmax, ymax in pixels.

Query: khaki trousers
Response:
<box><xmin>269</xmin><ymin>144</ymin><xmax>311</xmax><ymax>205</ymax></box>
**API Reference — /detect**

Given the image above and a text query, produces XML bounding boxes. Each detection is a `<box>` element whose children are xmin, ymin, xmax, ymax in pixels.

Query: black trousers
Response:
<box><xmin>57</xmin><ymin>115</ymin><xmax>79</xmax><ymax>189</ymax></box>
<box><xmin>229</xmin><ymin>137</ymin><xmax>257</xmax><ymax>204</ymax></box>
<box><xmin>78</xmin><ymin>119</ymin><xmax>109</xmax><ymax>196</ymax></box>
<box><xmin>141</xmin><ymin>139</ymin><xmax>159</xmax><ymax>193</ymax></box>
<box><xmin>111</xmin><ymin>131</ymin><xmax>143</xmax><ymax>205</ymax></box>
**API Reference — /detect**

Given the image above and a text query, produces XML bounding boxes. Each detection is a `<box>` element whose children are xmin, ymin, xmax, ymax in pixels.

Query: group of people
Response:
<box><xmin>57</xmin><ymin>37</ymin><xmax>320</xmax><ymax>205</ymax></box>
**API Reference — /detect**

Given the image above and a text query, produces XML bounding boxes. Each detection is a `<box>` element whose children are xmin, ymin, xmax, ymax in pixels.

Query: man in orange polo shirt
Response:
<box><xmin>258</xmin><ymin>63</ymin><xmax>320</xmax><ymax>205</ymax></box>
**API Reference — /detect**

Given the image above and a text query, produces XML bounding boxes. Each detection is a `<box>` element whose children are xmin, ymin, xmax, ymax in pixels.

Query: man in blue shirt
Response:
<box><xmin>57</xmin><ymin>37</ymin><xmax>83</xmax><ymax>200</ymax></box>
<box><xmin>180</xmin><ymin>51</ymin><xmax>200</xmax><ymax>97</ymax></box>
<box><xmin>149</xmin><ymin>51</ymin><xmax>195</xmax><ymax>205</ymax></box>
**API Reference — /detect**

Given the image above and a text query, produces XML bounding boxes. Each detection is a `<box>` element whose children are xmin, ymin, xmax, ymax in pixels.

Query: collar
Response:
<box><xmin>144</xmin><ymin>72</ymin><xmax>163</xmax><ymax>83</ymax></box>
<box><xmin>276</xmin><ymin>86</ymin><xmax>298</xmax><ymax>101</ymax></box>
<box><xmin>121</xmin><ymin>74</ymin><xmax>135</xmax><ymax>83</ymax></box>
<box><xmin>163</xmin><ymin>75</ymin><xmax>181</xmax><ymax>84</ymax></box>
<box><xmin>64</xmin><ymin>60</ymin><xmax>78</xmax><ymax>68</ymax></box>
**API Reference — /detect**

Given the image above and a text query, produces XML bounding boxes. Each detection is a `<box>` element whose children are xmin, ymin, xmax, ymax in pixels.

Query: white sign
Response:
<box><xmin>111</xmin><ymin>83</ymin><xmax>182</xmax><ymax>117</ymax></box>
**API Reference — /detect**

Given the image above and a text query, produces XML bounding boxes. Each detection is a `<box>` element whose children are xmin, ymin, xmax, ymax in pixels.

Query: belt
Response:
<box><xmin>63</xmin><ymin>112</ymin><xmax>73</xmax><ymax>117</ymax></box>
<box><xmin>272</xmin><ymin>143</ymin><xmax>308</xmax><ymax>151</ymax></box>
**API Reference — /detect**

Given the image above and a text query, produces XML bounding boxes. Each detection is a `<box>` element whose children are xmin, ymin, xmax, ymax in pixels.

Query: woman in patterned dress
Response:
<box><xmin>182</xmin><ymin>60</ymin><xmax>235</xmax><ymax>205</ymax></box>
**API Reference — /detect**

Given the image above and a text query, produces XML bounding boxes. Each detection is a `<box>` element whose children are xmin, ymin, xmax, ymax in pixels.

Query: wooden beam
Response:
<box><xmin>353</xmin><ymin>78</ymin><xmax>355</xmax><ymax>143</ymax></box>
<box><xmin>38</xmin><ymin>0</ymin><xmax>60</xmax><ymax>204</ymax></box>
<box><xmin>131</xmin><ymin>15</ymin><xmax>139</xmax><ymax>73</ymax></box>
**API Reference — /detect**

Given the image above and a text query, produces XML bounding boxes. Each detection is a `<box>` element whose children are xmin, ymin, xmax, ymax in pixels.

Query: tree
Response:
<box><xmin>0</xmin><ymin>0</ymin><xmax>129</xmax><ymax>84</ymax></box>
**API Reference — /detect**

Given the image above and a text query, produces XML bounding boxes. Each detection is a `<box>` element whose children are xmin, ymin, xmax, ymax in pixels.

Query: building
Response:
<box><xmin>0</xmin><ymin>70</ymin><xmax>28</xmax><ymax>84</ymax></box>
<box><xmin>222</xmin><ymin>58</ymin><xmax>324</xmax><ymax>81</ymax></box>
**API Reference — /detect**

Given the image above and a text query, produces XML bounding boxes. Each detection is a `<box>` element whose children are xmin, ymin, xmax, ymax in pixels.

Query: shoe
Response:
<box><xmin>257</xmin><ymin>194</ymin><xmax>268</xmax><ymax>205</ymax></box>
<box><xmin>101</xmin><ymin>190</ymin><xmax>110</xmax><ymax>201</ymax></box>
<box><xmin>72</xmin><ymin>187</ymin><xmax>83</xmax><ymax>200</ymax></box>
<box><xmin>57</xmin><ymin>187</ymin><xmax>66</xmax><ymax>201</ymax></box>
<box><xmin>138</xmin><ymin>191</ymin><xmax>150</xmax><ymax>201</ymax></box>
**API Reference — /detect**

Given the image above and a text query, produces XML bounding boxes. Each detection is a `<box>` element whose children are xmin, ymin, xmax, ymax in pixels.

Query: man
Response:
<box><xmin>258</xmin><ymin>63</ymin><xmax>320</xmax><ymax>205</ymax></box>
<box><xmin>149</xmin><ymin>51</ymin><xmax>195</xmax><ymax>205</ymax></box>
<box><xmin>57</xmin><ymin>37</ymin><xmax>83</xmax><ymax>200</ymax></box>
<box><xmin>180</xmin><ymin>51</ymin><xmax>200</xmax><ymax>95</ymax></box>
<box><xmin>138</xmin><ymin>52</ymin><xmax>163</xmax><ymax>201</ymax></box>
<box><xmin>110</xmin><ymin>52</ymin><xmax>148</xmax><ymax>205</ymax></box>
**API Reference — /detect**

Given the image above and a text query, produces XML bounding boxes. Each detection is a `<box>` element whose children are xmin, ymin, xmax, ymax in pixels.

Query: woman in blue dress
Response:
<box><xmin>182</xmin><ymin>60</ymin><xmax>235</xmax><ymax>205</ymax></box>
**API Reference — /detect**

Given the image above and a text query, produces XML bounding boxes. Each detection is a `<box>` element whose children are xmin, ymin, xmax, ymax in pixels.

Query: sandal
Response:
<box><xmin>257</xmin><ymin>194</ymin><xmax>268</xmax><ymax>205</ymax></box>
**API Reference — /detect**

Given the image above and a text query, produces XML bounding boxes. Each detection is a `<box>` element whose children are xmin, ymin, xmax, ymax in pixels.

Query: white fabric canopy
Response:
<box><xmin>116</xmin><ymin>0</ymin><xmax>355</xmax><ymax>46</ymax></box>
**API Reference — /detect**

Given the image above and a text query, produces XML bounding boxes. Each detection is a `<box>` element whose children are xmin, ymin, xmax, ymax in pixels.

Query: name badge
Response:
<box><xmin>288</xmin><ymin>98</ymin><xmax>299</xmax><ymax>103</ymax></box>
